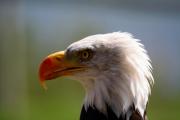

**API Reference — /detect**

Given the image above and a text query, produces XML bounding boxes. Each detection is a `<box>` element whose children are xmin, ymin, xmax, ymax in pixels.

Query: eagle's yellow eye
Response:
<box><xmin>79</xmin><ymin>49</ymin><xmax>93</xmax><ymax>61</ymax></box>
<box><xmin>82</xmin><ymin>51</ymin><xmax>89</xmax><ymax>59</ymax></box>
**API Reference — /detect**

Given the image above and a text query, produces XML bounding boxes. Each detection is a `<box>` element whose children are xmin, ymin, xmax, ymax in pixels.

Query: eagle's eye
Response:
<box><xmin>79</xmin><ymin>49</ymin><xmax>93</xmax><ymax>61</ymax></box>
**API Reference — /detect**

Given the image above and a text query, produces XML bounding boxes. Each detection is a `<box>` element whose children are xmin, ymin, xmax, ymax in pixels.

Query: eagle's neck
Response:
<box><xmin>80</xmin><ymin>69</ymin><xmax>150</xmax><ymax>119</ymax></box>
<box><xmin>83</xmin><ymin>75</ymin><xmax>133</xmax><ymax>117</ymax></box>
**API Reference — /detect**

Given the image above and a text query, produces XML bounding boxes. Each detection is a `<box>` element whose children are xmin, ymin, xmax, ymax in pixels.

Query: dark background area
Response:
<box><xmin>0</xmin><ymin>0</ymin><xmax>180</xmax><ymax>120</ymax></box>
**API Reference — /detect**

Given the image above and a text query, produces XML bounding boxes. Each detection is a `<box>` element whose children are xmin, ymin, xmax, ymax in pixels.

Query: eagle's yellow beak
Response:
<box><xmin>39</xmin><ymin>51</ymin><xmax>86</xmax><ymax>90</ymax></box>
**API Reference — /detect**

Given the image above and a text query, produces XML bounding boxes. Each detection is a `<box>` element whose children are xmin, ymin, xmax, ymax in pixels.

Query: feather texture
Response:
<box><xmin>66</xmin><ymin>32</ymin><xmax>154</xmax><ymax>120</ymax></box>
<box><xmin>80</xmin><ymin>104</ymin><xmax>147</xmax><ymax>120</ymax></box>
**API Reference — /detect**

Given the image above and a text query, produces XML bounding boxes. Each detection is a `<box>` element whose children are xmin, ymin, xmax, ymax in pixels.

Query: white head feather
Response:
<box><xmin>67</xmin><ymin>32</ymin><xmax>154</xmax><ymax>117</ymax></box>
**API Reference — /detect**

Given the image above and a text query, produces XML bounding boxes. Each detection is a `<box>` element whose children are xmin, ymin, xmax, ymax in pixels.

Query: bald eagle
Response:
<box><xmin>39</xmin><ymin>32</ymin><xmax>154</xmax><ymax>120</ymax></box>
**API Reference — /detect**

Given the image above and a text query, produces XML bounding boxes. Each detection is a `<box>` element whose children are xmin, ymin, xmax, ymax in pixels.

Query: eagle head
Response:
<box><xmin>39</xmin><ymin>32</ymin><xmax>154</xmax><ymax>119</ymax></box>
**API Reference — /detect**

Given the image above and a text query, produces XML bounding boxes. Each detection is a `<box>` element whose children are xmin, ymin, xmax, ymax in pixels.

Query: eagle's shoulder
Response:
<box><xmin>80</xmin><ymin>104</ymin><xmax>146</xmax><ymax>120</ymax></box>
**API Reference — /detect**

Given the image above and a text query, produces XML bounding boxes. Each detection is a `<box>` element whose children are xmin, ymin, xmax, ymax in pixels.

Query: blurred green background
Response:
<box><xmin>0</xmin><ymin>0</ymin><xmax>180</xmax><ymax>120</ymax></box>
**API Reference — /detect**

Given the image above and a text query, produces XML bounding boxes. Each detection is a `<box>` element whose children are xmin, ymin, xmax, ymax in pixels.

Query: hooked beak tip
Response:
<box><xmin>40</xmin><ymin>80</ymin><xmax>48</xmax><ymax>90</ymax></box>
